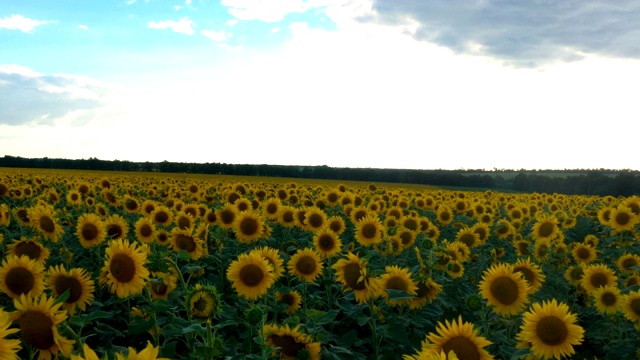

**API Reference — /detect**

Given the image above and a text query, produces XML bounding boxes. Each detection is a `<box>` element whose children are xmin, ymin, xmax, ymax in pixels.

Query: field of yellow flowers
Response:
<box><xmin>1</xmin><ymin>168</ymin><xmax>640</xmax><ymax>360</ymax></box>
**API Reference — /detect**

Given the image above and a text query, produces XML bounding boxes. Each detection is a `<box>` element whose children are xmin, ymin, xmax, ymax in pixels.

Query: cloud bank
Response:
<box><xmin>0</xmin><ymin>14</ymin><xmax>50</xmax><ymax>33</ymax></box>
<box><xmin>365</xmin><ymin>0</ymin><xmax>640</xmax><ymax>66</ymax></box>
<box><xmin>0</xmin><ymin>65</ymin><xmax>109</xmax><ymax>126</ymax></box>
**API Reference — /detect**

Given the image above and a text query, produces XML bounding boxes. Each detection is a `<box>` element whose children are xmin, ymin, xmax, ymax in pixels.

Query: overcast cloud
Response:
<box><xmin>366</xmin><ymin>0</ymin><xmax>640</xmax><ymax>66</ymax></box>
<box><xmin>0</xmin><ymin>66</ymin><xmax>107</xmax><ymax>126</ymax></box>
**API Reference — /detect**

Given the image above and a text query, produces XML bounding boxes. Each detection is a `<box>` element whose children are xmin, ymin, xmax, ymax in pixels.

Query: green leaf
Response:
<box><xmin>53</xmin><ymin>288</ymin><xmax>70</xmax><ymax>306</ymax></box>
<box><xmin>81</xmin><ymin>310</ymin><xmax>113</xmax><ymax>322</ymax></box>
<box><xmin>313</xmin><ymin>310</ymin><xmax>339</xmax><ymax>325</ymax></box>
<box><xmin>510</xmin><ymin>347</ymin><xmax>531</xmax><ymax>360</ymax></box>
<box><xmin>386</xmin><ymin>289</ymin><xmax>416</xmax><ymax>301</ymax></box>
<box><xmin>175</xmin><ymin>250</ymin><xmax>192</xmax><ymax>261</ymax></box>
<box><xmin>181</xmin><ymin>323</ymin><xmax>205</xmax><ymax>335</ymax></box>
<box><xmin>355</xmin><ymin>312</ymin><xmax>370</xmax><ymax>326</ymax></box>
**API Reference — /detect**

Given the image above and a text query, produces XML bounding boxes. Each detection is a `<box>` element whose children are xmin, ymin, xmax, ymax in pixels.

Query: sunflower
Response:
<box><xmin>354</xmin><ymin>214</ymin><xmax>384</xmax><ymax>247</ymax></box>
<box><xmin>262</xmin><ymin>198</ymin><xmax>282</xmax><ymax>220</ymax></box>
<box><xmin>456</xmin><ymin>228</ymin><xmax>481</xmax><ymax>249</ymax></box>
<box><xmin>114</xmin><ymin>341</ymin><xmax>169</xmax><ymax>360</ymax></box>
<box><xmin>0</xmin><ymin>255</ymin><xmax>45</xmax><ymax>299</ymax></box>
<box><xmin>170</xmin><ymin>228</ymin><xmax>205</xmax><ymax>260</ymax></box>
<box><xmin>134</xmin><ymin>217</ymin><xmax>157</xmax><ymax>244</ymax></box>
<box><xmin>263</xmin><ymin>324</ymin><xmax>321</xmax><ymax>360</ymax></box>
<box><xmin>580</xmin><ymin>264</ymin><xmax>617</xmax><ymax>294</ymax></box>
<box><xmin>332</xmin><ymin>252</ymin><xmax>382</xmax><ymax>303</ymax></box>
<box><xmin>174</xmin><ymin>210</ymin><xmax>195</xmax><ymax>231</ymax></box>
<box><xmin>517</xmin><ymin>299</ymin><xmax>584</xmax><ymax>360</ymax></box>
<box><xmin>276</xmin><ymin>290</ymin><xmax>302</xmax><ymax>314</ymax></box>
<box><xmin>0</xmin><ymin>309</ymin><xmax>20</xmax><ymax>360</ymax></box>
<box><xmin>6</xmin><ymin>237</ymin><xmax>50</xmax><ymax>264</ymax></box>
<box><xmin>326</xmin><ymin>216</ymin><xmax>346</xmax><ymax>235</ymax></box>
<box><xmin>76</xmin><ymin>213</ymin><xmax>107</xmax><ymax>248</ymax></box>
<box><xmin>592</xmin><ymin>285</ymin><xmax>621</xmax><ymax>315</ymax></box>
<box><xmin>304</xmin><ymin>206</ymin><xmax>327</xmax><ymax>232</ymax></box>
<box><xmin>277</xmin><ymin>205</ymin><xmax>297</xmax><ymax>228</ymax></box>
<box><xmin>425</xmin><ymin>316</ymin><xmax>493</xmax><ymax>360</ymax></box>
<box><xmin>151</xmin><ymin>205</ymin><xmax>173</xmax><ymax>226</ymax></box>
<box><xmin>494</xmin><ymin>219</ymin><xmax>515</xmax><ymax>240</ymax></box>
<box><xmin>533</xmin><ymin>239</ymin><xmax>552</xmax><ymax>262</ymax></box>
<box><xmin>479</xmin><ymin>263</ymin><xmax>529</xmax><ymax>317</ymax></box>
<box><xmin>227</xmin><ymin>252</ymin><xmax>276</xmax><ymax>300</ymax></box>
<box><xmin>29</xmin><ymin>205</ymin><xmax>64</xmax><ymax>242</ymax></box>
<box><xmin>101</xmin><ymin>239</ymin><xmax>150</xmax><ymax>298</ymax></box>
<box><xmin>232</xmin><ymin>210</ymin><xmax>265</xmax><ymax>243</ymax></box>
<box><xmin>216</xmin><ymin>204</ymin><xmax>238</xmax><ymax>229</ymax></box>
<box><xmin>530</xmin><ymin>215</ymin><xmax>561</xmax><ymax>242</ymax></box>
<box><xmin>70</xmin><ymin>343</ymin><xmax>101</xmax><ymax>360</ymax></box>
<box><xmin>410</xmin><ymin>278</ymin><xmax>442</xmax><ymax>310</ymax></box>
<box><xmin>616</xmin><ymin>253</ymin><xmax>640</xmax><ymax>274</ymax></box>
<box><xmin>11</xmin><ymin>293</ymin><xmax>75</xmax><ymax>360</ymax></box>
<box><xmin>380</xmin><ymin>265</ymin><xmax>418</xmax><ymax>306</ymax></box>
<box><xmin>105</xmin><ymin>214</ymin><xmax>129</xmax><ymax>241</ymax></box>
<box><xmin>571</xmin><ymin>243</ymin><xmax>597</xmax><ymax>264</ymax></box>
<box><xmin>288</xmin><ymin>248</ymin><xmax>324</xmax><ymax>283</ymax></box>
<box><xmin>250</xmin><ymin>246</ymin><xmax>285</xmax><ymax>279</ymax></box>
<box><xmin>446</xmin><ymin>262</ymin><xmax>465</xmax><ymax>279</ymax></box>
<box><xmin>436</xmin><ymin>206</ymin><xmax>454</xmax><ymax>226</ymax></box>
<box><xmin>0</xmin><ymin>204</ymin><xmax>10</xmax><ymax>227</ymax></box>
<box><xmin>564</xmin><ymin>264</ymin><xmax>584</xmax><ymax>286</ymax></box>
<box><xmin>313</xmin><ymin>228</ymin><xmax>343</xmax><ymax>258</ymax></box>
<box><xmin>46</xmin><ymin>264</ymin><xmax>95</xmax><ymax>315</ymax></box>
<box><xmin>622</xmin><ymin>290</ymin><xmax>640</xmax><ymax>322</ymax></box>
<box><xmin>149</xmin><ymin>271</ymin><xmax>178</xmax><ymax>300</ymax></box>
<box><xmin>186</xmin><ymin>284</ymin><xmax>221</xmax><ymax>320</ymax></box>
<box><xmin>512</xmin><ymin>258</ymin><xmax>545</xmax><ymax>295</ymax></box>
<box><xmin>608</xmin><ymin>205</ymin><xmax>638</xmax><ymax>232</ymax></box>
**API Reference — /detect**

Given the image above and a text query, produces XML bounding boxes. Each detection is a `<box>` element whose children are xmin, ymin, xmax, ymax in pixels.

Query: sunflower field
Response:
<box><xmin>1</xmin><ymin>168</ymin><xmax>640</xmax><ymax>360</ymax></box>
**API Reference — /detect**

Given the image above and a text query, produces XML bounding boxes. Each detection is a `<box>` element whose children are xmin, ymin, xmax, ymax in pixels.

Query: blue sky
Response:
<box><xmin>2</xmin><ymin>0</ymin><xmax>640</xmax><ymax>170</ymax></box>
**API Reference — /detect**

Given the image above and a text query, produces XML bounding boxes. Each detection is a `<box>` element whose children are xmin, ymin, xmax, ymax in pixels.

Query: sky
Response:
<box><xmin>1</xmin><ymin>0</ymin><xmax>640</xmax><ymax>171</ymax></box>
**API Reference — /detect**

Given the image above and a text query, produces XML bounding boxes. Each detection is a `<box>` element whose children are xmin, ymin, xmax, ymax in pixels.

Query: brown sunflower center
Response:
<box><xmin>282</xmin><ymin>211</ymin><xmax>295</xmax><ymax>223</ymax></box>
<box><xmin>307</xmin><ymin>213</ymin><xmax>324</xmax><ymax>228</ymax></box>
<box><xmin>281</xmin><ymin>293</ymin><xmax>295</xmax><ymax>306</ymax></box>
<box><xmin>600</xmin><ymin>292</ymin><xmax>617</xmax><ymax>307</ymax></box>
<box><xmin>439</xmin><ymin>212</ymin><xmax>451</xmax><ymax>222</ymax></box>
<box><xmin>589</xmin><ymin>272</ymin><xmax>609</xmax><ymax>288</ymax></box>
<box><xmin>615</xmin><ymin>212</ymin><xmax>630</xmax><ymax>225</ymax></box>
<box><xmin>110</xmin><ymin>253</ymin><xmax>136</xmax><ymax>283</ymax></box>
<box><xmin>152</xmin><ymin>282</ymin><xmax>168</xmax><ymax>295</ymax></box>
<box><xmin>537</xmin><ymin>222</ymin><xmax>554</xmax><ymax>237</ymax></box>
<box><xmin>178</xmin><ymin>216</ymin><xmax>191</xmax><ymax>230</ymax></box>
<box><xmin>269</xmin><ymin>335</ymin><xmax>305</xmax><ymax>357</ymax></box>
<box><xmin>140</xmin><ymin>224</ymin><xmax>153</xmax><ymax>237</ymax></box>
<box><xmin>239</xmin><ymin>264</ymin><xmax>264</xmax><ymax>287</ymax></box>
<box><xmin>576</xmin><ymin>247</ymin><xmax>592</xmax><ymax>260</ymax></box>
<box><xmin>536</xmin><ymin>316</ymin><xmax>568</xmax><ymax>346</ymax></box>
<box><xmin>155</xmin><ymin>211</ymin><xmax>169</xmax><ymax>223</ymax></box>
<box><xmin>622</xmin><ymin>257</ymin><xmax>638</xmax><ymax>270</ymax></box>
<box><xmin>442</xmin><ymin>336</ymin><xmax>481</xmax><ymax>360</ymax></box>
<box><xmin>39</xmin><ymin>216</ymin><xmax>55</xmax><ymax>233</ymax></box>
<box><xmin>489</xmin><ymin>276</ymin><xmax>519</xmax><ymax>305</ymax></box>
<box><xmin>55</xmin><ymin>275</ymin><xmax>83</xmax><ymax>303</ymax></box>
<box><xmin>6</xmin><ymin>267</ymin><xmax>35</xmax><ymax>295</ymax></box>
<box><xmin>266</xmin><ymin>203</ymin><xmax>278</xmax><ymax>215</ymax></box>
<box><xmin>193</xmin><ymin>296</ymin><xmax>207</xmax><ymax>311</ymax></box>
<box><xmin>361</xmin><ymin>223</ymin><xmax>377</xmax><ymax>239</ymax></box>
<box><xmin>239</xmin><ymin>217</ymin><xmax>259</xmax><ymax>235</ymax></box>
<box><xmin>415</xmin><ymin>282</ymin><xmax>430</xmax><ymax>298</ymax></box>
<box><xmin>343</xmin><ymin>263</ymin><xmax>366</xmax><ymax>290</ymax></box>
<box><xmin>630</xmin><ymin>298</ymin><xmax>640</xmax><ymax>316</ymax></box>
<box><xmin>296</xmin><ymin>256</ymin><xmax>317</xmax><ymax>275</ymax></box>
<box><xmin>318</xmin><ymin>234</ymin><xmax>335</xmax><ymax>251</ymax></box>
<box><xmin>513</xmin><ymin>266</ymin><xmax>535</xmax><ymax>285</ymax></box>
<box><xmin>386</xmin><ymin>276</ymin><xmax>409</xmax><ymax>292</ymax></box>
<box><xmin>18</xmin><ymin>310</ymin><xmax>55</xmax><ymax>350</ymax></box>
<box><xmin>175</xmin><ymin>234</ymin><xmax>197</xmax><ymax>252</ymax></box>
<box><xmin>15</xmin><ymin>241</ymin><xmax>42</xmax><ymax>260</ymax></box>
<box><xmin>108</xmin><ymin>224</ymin><xmax>123</xmax><ymax>239</ymax></box>
<box><xmin>219</xmin><ymin>210</ymin><xmax>235</xmax><ymax>225</ymax></box>
<box><xmin>81</xmin><ymin>223</ymin><xmax>99</xmax><ymax>241</ymax></box>
<box><xmin>459</xmin><ymin>233</ymin><xmax>476</xmax><ymax>248</ymax></box>
<box><xmin>125</xmin><ymin>199</ymin><xmax>138</xmax><ymax>211</ymax></box>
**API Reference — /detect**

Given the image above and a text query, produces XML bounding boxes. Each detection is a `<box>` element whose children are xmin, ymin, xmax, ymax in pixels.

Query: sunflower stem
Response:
<box><xmin>65</xmin><ymin>323</ymin><xmax>84</xmax><ymax>356</ymax></box>
<box><xmin>367</xmin><ymin>300</ymin><xmax>380</xmax><ymax>360</ymax></box>
<box><xmin>144</xmin><ymin>286</ymin><xmax>161</xmax><ymax>347</ymax></box>
<box><xmin>165</xmin><ymin>256</ymin><xmax>187</xmax><ymax>292</ymax></box>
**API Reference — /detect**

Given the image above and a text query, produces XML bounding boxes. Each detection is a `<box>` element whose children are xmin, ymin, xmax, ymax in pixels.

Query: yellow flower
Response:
<box><xmin>101</xmin><ymin>239</ymin><xmax>150</xmax><ymax>298</ymax></box>
<box><xmin>226</xmin><ymin>252</ymin><xmax>275</xmax><ymax>300</ymax></box>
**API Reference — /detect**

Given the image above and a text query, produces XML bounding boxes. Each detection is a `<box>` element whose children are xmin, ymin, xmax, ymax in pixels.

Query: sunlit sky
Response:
<box><xmin>1</xmin><ymin>1</ymin><xmax>640</xmax><ymax>171</ymax></box>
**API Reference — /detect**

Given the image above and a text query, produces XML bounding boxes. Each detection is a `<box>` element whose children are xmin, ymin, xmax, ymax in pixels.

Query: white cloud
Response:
<box><xmin>201</xmin><ymin>29</ymin><xmax>232</xmax><ymax>42</ymax></box>
<box><xmin>271</xmin><ymin>27</ymin><xmax>280</xmax><ymax>33</ymax></box>
<box><xmin>226</xmin><ymin>19</ymin><xmax>238</xmax><ymax>26</ymax></box>
<box><xmin>221</xmin><ymin>0</ymin><xmax>309</xmax><ymax>22</ymax></box>
<box><xmin>148</xmin><ymin>16</ymin><xmax>194</xmax><ymax>35</ymax></box>
<box><xmin>78</xmin><ymin>24</ymin><xmax>89</xmax><ymax>30</ymax></box>
<box><xmin>0</xmin><ymin>14</ymin><xmax>50</xmax><ymax>33</ymax></box>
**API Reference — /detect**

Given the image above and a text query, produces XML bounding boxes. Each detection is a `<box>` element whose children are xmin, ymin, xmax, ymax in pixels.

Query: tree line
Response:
<box><xmin>1</xmin><ymin>155</ymin><xmax>638</xmax><ymax>196</ymax></box>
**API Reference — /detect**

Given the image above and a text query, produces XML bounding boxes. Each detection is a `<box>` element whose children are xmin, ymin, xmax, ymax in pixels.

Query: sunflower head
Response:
<box><xmin>226</xmin><ymin>252</ymin><xmax>276</xmax><ymax>300</ymax></box>
<box><xmin>186</xmin><ymin>284</ymin><xmax>221</xmax><ymax>320</ymax></box>
<box><xmin>479</xmin><ymin>263</ymin><xmax>530</xmax><ymax>317</ymax></box>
